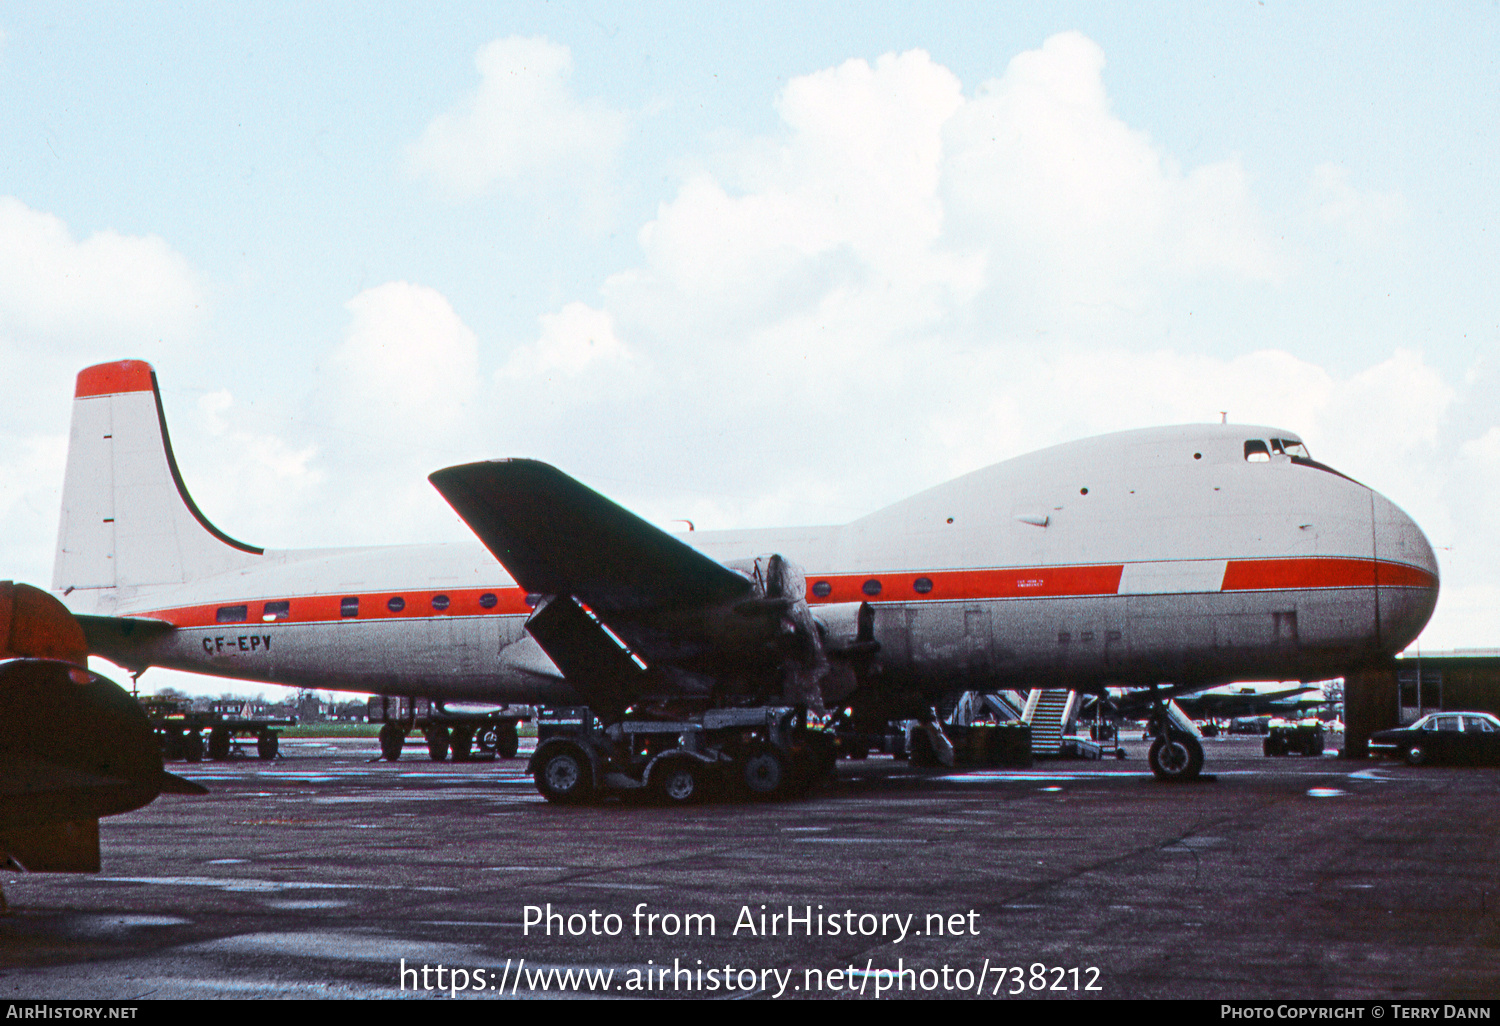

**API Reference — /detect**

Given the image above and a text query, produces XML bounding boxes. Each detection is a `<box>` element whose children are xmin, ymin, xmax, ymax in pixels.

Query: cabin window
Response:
<box><xmin>862</xmin><ymin>579</ymin><xmax>882</xmax><ymax>597</ymax></box>
<box><xmin>387</xmin><ymin>596</ymin><xmax>405</xmax><ymax>613</ymax></box>
<box><xmin>262</xmin><ymin>600</ymin><xmax>290</xmax><ymax>622</ymax></box>
<box><xmin>431</xmin><ymin>594</ymin><xmax>450</xmax><ymax>611</ymax></box>
<box><xmin>1244</xmin><ymin>440</ymin><xmax>1271</xmax><ymax>462</ymax></box>
<box><xmin>479</xmin><ymin>592</ymin><xmax>498</xmax><ymax>609</ymax></box>
<box><xmin>525</xmin><ymin>593</ymin><xmax>542</xmax><ymax>608</ymax></box>
<box><xmin>811</xmin><ymin>580</ymin><xmax>832</xmax><ymax>598</ymax></box>
<box><xmin>913</xmin><ymin>577</ymin><xmax>933</xmax><ymax>594</ymax></box>
<box><xmin>340</xmin><ymin>597</ymin><xmax>360</xmax><ymax>618</ymax></box>
<box><xmin>216</xmin><ymin>604</ymin><xmax>248</xmax><ymax>624</ymax></box>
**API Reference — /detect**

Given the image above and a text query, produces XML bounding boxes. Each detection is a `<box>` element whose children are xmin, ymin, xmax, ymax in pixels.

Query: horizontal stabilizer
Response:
<box><xmin>430</xmin><ymin>460</ymin><xmax>750</xmax><ymax>613</ymax></box>
<box><xmin>74</xmin><ymin>614</ymin><xmax>174</xmax><ymax>673</ymax></box>
<box><xmin>76</xmin><ymin>614</ymin><xmax>174</xmax><ymax>644</ymax></box>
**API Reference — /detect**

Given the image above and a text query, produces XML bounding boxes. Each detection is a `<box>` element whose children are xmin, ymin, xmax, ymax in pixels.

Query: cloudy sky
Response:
<box><xmin>2</xmin><ymin>3</ymin><xmax>1496</xmax><ymax>697</ymax></box>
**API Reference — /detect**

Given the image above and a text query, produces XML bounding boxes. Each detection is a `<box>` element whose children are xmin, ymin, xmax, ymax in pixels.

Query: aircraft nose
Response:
<box><xmin>1372</xmin><ymin>492</ymin><xmax>1439</xmax><ymax>651</ymax></box>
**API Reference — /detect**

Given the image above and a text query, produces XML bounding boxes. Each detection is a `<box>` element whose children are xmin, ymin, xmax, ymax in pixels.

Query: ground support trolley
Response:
<box><xmin>367</xmin><ymin>696</ymin><xmax>533</xmax><ymax>762</ymax></box>
<box><xmin>137</xmin><ymin>698</ymin><xmax>295</xmax><ymax>762</ymax></box>
<box><xmin>527</xmin><ymin>705</ymin><xmax>837</xmax><ymax>805</ymax></box>
<box><xmin>1263</xmin><ymin>720</ymin><xmax>1326</xmax><ymax>757</ymax></box>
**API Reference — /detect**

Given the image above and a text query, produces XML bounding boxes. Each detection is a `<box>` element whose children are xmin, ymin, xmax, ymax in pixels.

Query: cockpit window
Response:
<box><xmin>1244</xmin><ymin>440</ymin><xmax>1271</xmax><ymax>462</ymax></box>
<box><xmin>1273</xmin><ymin>438</ymin><xmax>1311</xmax><ymax>459</ymax></box>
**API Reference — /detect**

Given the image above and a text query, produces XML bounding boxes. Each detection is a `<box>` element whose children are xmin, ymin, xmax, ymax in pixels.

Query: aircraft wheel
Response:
<box><xmin>426</xmin><ymin>726</ymin><xmax>450</xmax><ymax>762</ymax></box>
<box><xmin>738</xmin><ymin>743</ymin><xmax>788</xmax><ymax>800</ymax></box>
<box><xmin>208</xmin><ymin>727</ymin><xmax>231</xmax><ymax>761</ymax></box>
<box><xmin>1148</xmin><ymin>735</ymin><xmax>1203</xmax><ymax>781</ymax></box>
<box><xmin>257</xmin><ymin>732</ymin><xmax>279</xmax><ymax>760</ymax></box>
<box><xmin>1405</xmin><ymin>743</ymin><xmax>1428</xmax><ymax>767</ymax></box>
<box><xmin>183</xmin><ymin>731</ymin><xmax>204</xmax><ymax>763</ymax></box>
<box><xmin>651</xmin><ymin>758</ymin><xmax>710</xmax><ymax>805</ymax></box>
<box><xmin>450</xmin><ymin>726</ymin><xmax>474</xmax><ymax>762</ymax></box>
<box><xmin>534</xmin><ymin>745</ymin><xmax>593</xmax><ymax>804</ymax></box>
<box><xmin>497</xmin><ymin>720</ymin><xmax>520</xmax><ymax>758</ymax></box>
<box><xmin>789</xmin><ymin>732</ymin><xmax>837</xmax><ymax>795</ymax></box>
<box><xmin>378</xmin><ymin>722</ymin><xmax>405</xmax><ymax>761</ymax></box>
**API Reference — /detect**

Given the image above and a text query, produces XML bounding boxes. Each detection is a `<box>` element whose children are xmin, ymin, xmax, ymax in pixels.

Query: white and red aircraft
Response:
<box><xmin>53</xmin><ymin>359</ymin><xmax>1438</xmax><ymax>782</ymax></box>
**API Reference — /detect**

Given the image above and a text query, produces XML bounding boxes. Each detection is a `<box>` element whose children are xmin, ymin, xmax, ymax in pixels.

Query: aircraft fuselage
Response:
<box><xmin>76</xmin><ymin>424</ymin><xmax>1438</xmax><ymax>703</ymax></box>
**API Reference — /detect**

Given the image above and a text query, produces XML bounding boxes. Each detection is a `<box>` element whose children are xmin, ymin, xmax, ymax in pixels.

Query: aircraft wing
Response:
<box><xmin>429</xmin><ymin>460</ymin><xmax>750</xmax><ymax>614</ymax></box>
<box><xmin>432</xmin><ymin>460</ymin><xmax>785</xmax><ymax>717</ymax></box>
<box><xmin>1175</xmin><ymin>686</ymin><xmax>1319</xmax><ymax>719</ymax></box>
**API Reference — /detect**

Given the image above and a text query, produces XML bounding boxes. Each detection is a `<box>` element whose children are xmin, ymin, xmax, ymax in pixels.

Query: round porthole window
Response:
<box><xmin>431</xmin><ymin>594</ymin><xmax>450</xmax><ymax>611</ymax></box>
<box><xmin>862</xmin><ymin>579</ymin><xmax>882</xmax><ymax>597</ymax></box>
<box><xmin>387</xmin><ymin>596</ymin><xmax>405</xmax><ymax>612</ymax></box>
<box><xmin>479</xmin><ymin>593</ymin><xmax>498</xmax><ymax>609</ymax></box>
<box><xmin>913</xmin><ymin>577</ymin><xmax>933</xmax><ymax>594</ymax></box>
<box><xmin>811</xmin><ymin>580</ymin><xmax>832</xmax><ymax>598</ymax></box>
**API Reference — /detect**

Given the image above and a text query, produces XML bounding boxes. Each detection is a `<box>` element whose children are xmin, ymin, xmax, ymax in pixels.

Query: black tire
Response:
<box><xmin>534</xmin><ymin>745</ymin><xmax>593</xmax><ymax>804</ymax></box>
<box><xmin>1148</xmin><ymin>735</ymin><xmax>1204</xmax><ymax>781</ymax></box>
<box><xmin>379</xmin><ymin>722</ymin><xmax>405</xmax><ymax>761</ymax></box>
<box><xmin>450</xmin><ymin>726</ymin><xmax>474</xmax><ymax>762</ymax></box>
<box><xmin>738</xmin><ymin>743</ymin><xmax>788</xmax><ymax>799</ymax></box>
<box><xmin>257</xmin><ymin>732</ymin><xmax>279</xmax><ymax>760</ymax></box>
<box><xmin>183</xmin><ymin>731</ymin><xmax>204</xmax><ymax>763</ymax></box>
<box><xmin>426</xmin><ymin>726</ymin><xmax>450</xmax><ymax>762</ymax></box>
<box><xmin>474</xmin><ymin>725</ymin><xmax>498</xmax><ymax>754</ymax></box>
<box><xmin>208</xmin><ymin>727</ymin><xmax>231</xmax><ymax>761</ymax></box>
<box><xmin>651</xmin><ymin>758</ymin><xmax>710</xmax><ymax>805</ymax></box>
<box><xmin>797</xmin><ymin>732</ymin><xmax>838</xmax><ymax>793</ymax></box>
<box><xmin>497</xmin><ymin>720</ymin><xmax>520</xmax><ymax>759</ymax></box>
<box><xmin>1405</xmin><ymin>743</ymin><xmax>1428</xmax><ymax>767</ymax></box>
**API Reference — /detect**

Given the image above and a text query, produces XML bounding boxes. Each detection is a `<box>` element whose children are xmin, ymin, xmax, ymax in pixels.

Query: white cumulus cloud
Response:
<box><xmin>407</xmin><ymin>36</ymin><xmax>629</xmax><ymax>201</ymax></box>
<box><xmin>499</xmin><ymin>302</ymin><xmax>630</xmax><ymax>380</ymax></box>
<box><xmin>327</xmin><ymin>280</ymin><xmax>480</xmax><ymax>431</ymax></box>
<box><xmin>0</xmin><ymin>195</ymin><xmax>200</xmax><ymax>343</ymax></box>
<box><xmin>944</xmin><ymin>32</ymin><xmax>1281</xmax><ymax>315</ymax></box>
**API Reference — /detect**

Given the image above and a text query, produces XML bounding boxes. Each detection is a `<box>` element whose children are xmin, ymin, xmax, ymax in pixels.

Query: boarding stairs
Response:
<box><xmin>1023</xmin><ymin>689</ymin><xmax>1079</xmax><ymax>756</ymax></box>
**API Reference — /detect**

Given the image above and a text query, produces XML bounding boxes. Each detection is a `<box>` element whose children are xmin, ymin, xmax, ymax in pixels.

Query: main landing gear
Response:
<box><xmin>1145</xmin><ymin>701</ymin><xmax>1206</xmax><ymax>782</ymax></box>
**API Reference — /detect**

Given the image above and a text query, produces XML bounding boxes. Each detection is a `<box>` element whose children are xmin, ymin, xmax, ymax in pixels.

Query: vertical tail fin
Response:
<box><xmin>52</xmin><ymin>360</ymin><xmax>262</xmax><ymax>607</ymax></box>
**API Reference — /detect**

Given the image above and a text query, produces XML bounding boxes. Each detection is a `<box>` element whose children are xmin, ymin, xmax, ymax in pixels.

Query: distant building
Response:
<box><xmin>1395</xmin><ymin>651</ymin><xmax>1500</xmax><ymax>724</ymax></box>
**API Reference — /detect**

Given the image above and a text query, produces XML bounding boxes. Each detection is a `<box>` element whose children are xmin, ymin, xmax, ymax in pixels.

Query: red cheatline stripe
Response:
<box><xmin>806</xmin><ymin>565</ymin><xmax>1126</xmax><ymax>604</ymax></box>
<box><xmin>139</xmin><ymin>586</ymin><xmax>534</xmax><ymax>629</ymax></box>
<box><xmin>132</xmin><ymin>557</ymin><xmax>1437</xmax><ymax>628</ymax></box>
<box><xmin>75</xmin><ymin>360</ymin><xmax>155</xmax><ymax>398</ymax></box>
<box><xmin>1220</xmin><ymin>557</ymin><xmax>1437</xmax><ymax>592</ymax></box>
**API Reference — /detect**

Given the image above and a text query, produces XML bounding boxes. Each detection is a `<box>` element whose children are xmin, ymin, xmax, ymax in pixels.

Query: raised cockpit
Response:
<box><xmin>1244</xmin><ymin>437</ymin><xmax>1311</xmax><ymax>462</ymax></box>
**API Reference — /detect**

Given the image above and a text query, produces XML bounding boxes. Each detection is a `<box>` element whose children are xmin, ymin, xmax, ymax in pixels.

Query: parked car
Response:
<box><xmin>1369</xmin><ymin>712</ymin><xmax>1500</xmax><ymax>766</ymax></box>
